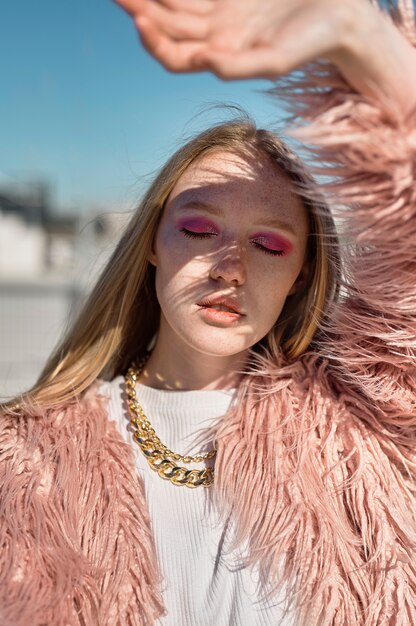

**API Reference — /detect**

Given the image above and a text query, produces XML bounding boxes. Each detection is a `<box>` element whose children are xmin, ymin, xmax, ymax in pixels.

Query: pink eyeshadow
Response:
<box><xmin>176</xmin><ymin>217</ymin><xmax>220</xmax><ymax>234</ymax></box>
<box><xmin>251</xmin><ymin>232</ymin><xmax>293</xmax><ymax>253</ymax></box>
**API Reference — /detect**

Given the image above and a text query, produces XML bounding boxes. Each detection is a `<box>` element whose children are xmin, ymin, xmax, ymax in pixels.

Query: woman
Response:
<box><xmin>1</xmin><ymin>1</ymin><xmax>415</xmax><ymax>625</ymax></box>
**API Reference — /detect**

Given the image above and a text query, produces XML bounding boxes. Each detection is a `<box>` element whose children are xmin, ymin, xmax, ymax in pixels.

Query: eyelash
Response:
<box><xmin>180</xmin><ymin>228</ymin><xmax>212</xmax><ymax>240</ymax></box>
<box><xmin>180</xmin><ymin>229</ymin><xmax>285</xmax><ymax>257</ymax></box>
<box><xmin>252</xmin><ymin>242</ymin><xmax>285</xmax><ymax>256</ymax></box>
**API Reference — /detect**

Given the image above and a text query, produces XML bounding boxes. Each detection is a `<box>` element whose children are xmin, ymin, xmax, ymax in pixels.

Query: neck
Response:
<box><xmin>137</xmin><ymin>336</ymin><xmax>249</xmax><ymax>391</ymax></box>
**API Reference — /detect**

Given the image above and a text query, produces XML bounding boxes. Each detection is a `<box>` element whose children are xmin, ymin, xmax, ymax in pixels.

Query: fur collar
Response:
<box><xmin>1</xmin><ymin>353</ymin><xmax>414</xmax><ymax>626</ymax></box>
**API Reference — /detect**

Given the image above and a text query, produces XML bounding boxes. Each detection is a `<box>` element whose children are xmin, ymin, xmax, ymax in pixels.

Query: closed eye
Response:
<box><xmin>252</xmin><ymin>241</ymin><xmax>285</xmax><ymax>256</ymax></box>
<box><xmin>180</xmin><ymin>228</ymin><xmax>216</xmax><ymax>240</ymax></box>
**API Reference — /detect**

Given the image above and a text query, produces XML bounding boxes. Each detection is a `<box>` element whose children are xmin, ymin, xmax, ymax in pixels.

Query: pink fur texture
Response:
<box><xmin>1</xmin><ymin>2</ymin><xmax>415</xmax><ymax>624</ymax></box>
<box><xmin>0</xmin><ymin>387</ymin><xmax>165</xmax><ymax>626</ymax></box>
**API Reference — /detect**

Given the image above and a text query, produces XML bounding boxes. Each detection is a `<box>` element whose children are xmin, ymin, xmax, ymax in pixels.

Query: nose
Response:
<box><xmin>209</xmin><ymin>246</ymin><xmax>246</xmax><ymax>285</ymax></box>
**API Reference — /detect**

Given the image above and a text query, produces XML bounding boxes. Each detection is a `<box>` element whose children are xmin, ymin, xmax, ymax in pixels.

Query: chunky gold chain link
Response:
<box><xmin>125</xmin><ymin>359</ymin><xmax>216</xmax><ymax>488</ymax></box>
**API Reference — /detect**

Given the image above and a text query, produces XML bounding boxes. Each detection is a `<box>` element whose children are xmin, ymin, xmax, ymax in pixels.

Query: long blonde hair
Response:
<box><xmin>3</xmin><ymin>118</ymin><xmax>340</xmax><ymax>409</ymax></box>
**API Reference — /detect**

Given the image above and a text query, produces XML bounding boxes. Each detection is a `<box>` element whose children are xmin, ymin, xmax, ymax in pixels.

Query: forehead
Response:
<box><xmin>166</xmin><ymin>149</ymin><xmax>306</xmax><ymax>224</ymax></box>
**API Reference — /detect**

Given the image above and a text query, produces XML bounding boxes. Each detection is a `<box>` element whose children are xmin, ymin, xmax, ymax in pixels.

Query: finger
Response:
<box><xmin>137</xmin><ymin>15</ymin><xmax>208</xmax><ymax>72</ymax></box>
<box><xmin>200</xmin><ymin>4</ymin><xmax>352</xmax><ymax>81</ymax></box>
<box><xmin>196</xmin><ymin>48</ymin><xmax>292</xmax><ymax>81</ymax></box>
<box><xmin>152</xmin><ymin>0</ymin><xmax>213</xmax><ymax>17</ymax></box>
<box><xmin>114</xmin><ymin>0</ymin><xmax>212</xmax><ymax>20</ymax></box>
<box><xmin>138</xmin><ymin>1</ymin><xmax>210</xmax><ymax>40</ymax></box>
<box><xmin>113</xmin><ymin>0</ymin><xmax>143</xmax><ymax>17</ymax></box>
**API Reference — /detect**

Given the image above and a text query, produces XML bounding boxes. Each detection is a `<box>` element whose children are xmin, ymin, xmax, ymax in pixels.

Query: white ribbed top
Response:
<box><xmin>100</xmin><ymin>376</ymin><xmax>292</xmax><ymax>626</ymax></box>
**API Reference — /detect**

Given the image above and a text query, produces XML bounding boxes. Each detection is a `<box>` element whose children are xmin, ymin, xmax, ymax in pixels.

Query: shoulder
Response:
<box><xmin>0</xmin><ymin>378</ymin><xmax>163</xmax><ymax>625</ymax></box>
<box><xmin>93</xmin><ymin>375</ymin><xmax>131</xmax><ymax>439</ymax></box>
<box><xmin>0</xmin><ymin>377</ymin><xmax>128</xmax><ymax>472</ymax></box>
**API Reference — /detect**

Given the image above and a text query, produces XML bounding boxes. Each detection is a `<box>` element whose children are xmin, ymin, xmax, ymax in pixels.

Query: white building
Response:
<box><xmin>0</xmin><ymin>189</ymin><xmax>131</xmax><ymax>400</ymax></box>
<box><xmin>0</xmin><ymin>213</ymin><xmax>47</xmax><ymax>279</ymax></box>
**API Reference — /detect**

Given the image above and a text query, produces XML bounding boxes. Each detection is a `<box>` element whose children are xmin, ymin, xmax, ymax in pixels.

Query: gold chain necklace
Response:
<box><xmin>125</xmin><ymin>358</ymin><xmax>216</xmax><ymax>488</ymax></box>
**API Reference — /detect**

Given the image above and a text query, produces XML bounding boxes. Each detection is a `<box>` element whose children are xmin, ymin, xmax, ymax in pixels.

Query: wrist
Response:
<box><xmin>328</xmin><ymin>2</ymin><xmax>416</xmax><ymax>118</ymax></box>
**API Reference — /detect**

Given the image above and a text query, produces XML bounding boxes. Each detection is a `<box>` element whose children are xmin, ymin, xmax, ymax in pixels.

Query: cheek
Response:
<box><xmin>153</xmin><ymin>231</ymin><xmax>183</xmax><ymax>285</ymax></box>
<box><xmin>252</xmin><ymin>253</ymin><xmax>303</xmax><ymax>289</ymax></box>
<box><xmin>156</xmin><ymin>229</ymin><xmax>213</xmax><ymax>286</ymax></box>
<box><xmin>153</xmin><ymin>233</ymin><xmax>205</xmax><ymax>304</ymax></box>
<box><xmin>255</xmin><ymin>257</ymin><xmax>305</xmax><ymax>315</ymax></box>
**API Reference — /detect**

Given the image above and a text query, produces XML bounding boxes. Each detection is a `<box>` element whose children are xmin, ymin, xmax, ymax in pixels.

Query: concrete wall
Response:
<box><xmin>0</xmin><ymin>280</ymin><xmax>82</xmax><ymax>400</ymax></box>
<box><xmin>0</xmin><ymin>207</ymin><xmax>130</xmax><ymax>400</ymax></box>
<box><xmin>0</xmin><ymin>214</ymin><xmax>47</xmax><ymax>279</ymax></box>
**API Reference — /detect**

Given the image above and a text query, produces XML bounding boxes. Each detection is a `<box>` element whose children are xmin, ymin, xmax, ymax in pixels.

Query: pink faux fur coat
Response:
<box><xmin>1</xmin><ymin>4</ymin><xmax>416</xmax><ymax>626</ymax></box>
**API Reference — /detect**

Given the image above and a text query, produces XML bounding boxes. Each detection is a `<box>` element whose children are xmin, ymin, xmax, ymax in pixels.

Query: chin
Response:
<box><xmin>183</xmin><ymin>333</ymin><xmax>255</xmax><ymax>359</ymax></box>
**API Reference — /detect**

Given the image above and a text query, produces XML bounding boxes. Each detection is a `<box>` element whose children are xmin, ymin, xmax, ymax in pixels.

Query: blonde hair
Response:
<box><xmin>3</xmin><ymin>118</ymin><xmax>340</xmax><ymax>409</ymax></box>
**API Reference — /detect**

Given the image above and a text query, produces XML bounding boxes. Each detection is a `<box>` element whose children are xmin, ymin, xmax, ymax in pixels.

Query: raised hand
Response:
<box><xmin>115</xmin><ymin>0</ymin><xmax>416</xmax><ymax>115</ymax></box>
<box><xmin>115</xmin><ymin>0</ymin><xmax>370</xmax><ymax>75</ymax></box>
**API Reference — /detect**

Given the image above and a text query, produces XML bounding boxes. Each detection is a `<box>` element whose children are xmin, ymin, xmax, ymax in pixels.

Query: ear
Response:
<box><xmin>148</xmin><ymin>251</ymin><xmax>157</xmax><ymax>267</ymax></box>
<box><xmin>148</xmin><ymin>239</ymin><xmax>157</xmax><ymax>267</ymax></box>
<box><xmin>287</xmin><ymin>264</ymin><xmax>308</xmax><ymax>296</ymax></box>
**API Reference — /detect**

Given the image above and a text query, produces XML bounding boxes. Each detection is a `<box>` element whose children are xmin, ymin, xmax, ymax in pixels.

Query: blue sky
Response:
<box><xmin>1</xmin><ymin>1</ymin><xmax>285</xmax><ymax>214</ymax></box>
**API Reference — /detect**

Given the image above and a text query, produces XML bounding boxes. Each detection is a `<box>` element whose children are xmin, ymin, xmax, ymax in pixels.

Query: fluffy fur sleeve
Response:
<box><xmin>0</xmin><ymin>384</ymin><xmax>165</xmax><ymax>626</ymax></box>
<box><xmin>270</xmin><ymin>1</ymin><xmax>416</xmax><ymax>432</ymax></box>
<box><xmin>213</xmin><ymin>353</ymin><xmax>416</xmax><ymax>626</ymax></box>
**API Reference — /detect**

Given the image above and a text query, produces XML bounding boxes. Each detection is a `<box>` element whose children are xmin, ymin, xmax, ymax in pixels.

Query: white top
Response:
<box><xmin>99</xmin><ymin>376</ymin><xmax>292</xmax><ymax>626</ymax></box>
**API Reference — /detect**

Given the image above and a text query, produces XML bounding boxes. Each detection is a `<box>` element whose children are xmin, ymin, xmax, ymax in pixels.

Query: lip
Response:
<box><xmin>196</xmin><ymin>295</ymin><xmax>245</xmax><ymax>316</ymax></box>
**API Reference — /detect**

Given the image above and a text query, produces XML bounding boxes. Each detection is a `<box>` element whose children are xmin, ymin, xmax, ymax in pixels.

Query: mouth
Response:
<box><xmin>197</xmin><ymin>296</ymin><xmax>245</xmax><ymax>316</ymax></box>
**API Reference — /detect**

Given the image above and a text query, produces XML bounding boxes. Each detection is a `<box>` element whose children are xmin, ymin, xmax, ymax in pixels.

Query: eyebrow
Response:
<box><xmin>175</xmin><ymin>200</ymin><xmax>222</xmax><ymax>217</ymax></box>
<box><xmin>175</xmin><ymin>200</ymin><xmax>298</xmax><ymax>237</ymax></box>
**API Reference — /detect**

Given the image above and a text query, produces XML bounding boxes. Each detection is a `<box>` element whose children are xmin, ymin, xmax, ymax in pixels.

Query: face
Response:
<box><xmin>149</xmin><ymin>149</ymin><xmax>309</xmax><ymax>360</ymax></box>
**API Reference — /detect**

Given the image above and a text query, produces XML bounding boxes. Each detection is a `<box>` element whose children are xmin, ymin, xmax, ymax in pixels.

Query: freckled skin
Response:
<box><xmin>145</xmin><ymin>149</ymin><xmax>309</xmax><ymax>389</ymax></box>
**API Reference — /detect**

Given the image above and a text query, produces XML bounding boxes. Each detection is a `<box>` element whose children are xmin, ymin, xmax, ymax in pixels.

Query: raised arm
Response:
<box><xmin>116</xmin><ymin>0</ymin><xmax>416</xmax><ymax>422</ymax></box>
<box><xmin>114</xmin><ymin>0</ymin><xmax>416</xmax><ymax>115</ymax></box>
